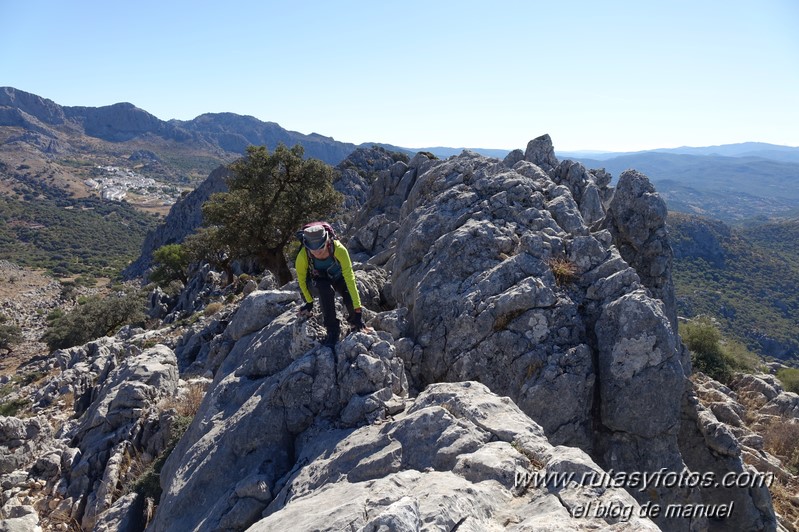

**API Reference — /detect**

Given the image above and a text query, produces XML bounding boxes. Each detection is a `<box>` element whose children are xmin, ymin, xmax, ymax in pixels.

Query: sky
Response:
<box><xmin>1</xmin><ymin>0</ymin><xmax>798</xmax><ymax>152</ymax></box>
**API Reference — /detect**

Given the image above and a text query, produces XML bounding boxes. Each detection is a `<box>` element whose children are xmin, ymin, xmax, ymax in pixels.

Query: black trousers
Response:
<box><xmin>309</xmin><ymin>275</ymin><xmax>355</xmax><ymax>335</ymax></box>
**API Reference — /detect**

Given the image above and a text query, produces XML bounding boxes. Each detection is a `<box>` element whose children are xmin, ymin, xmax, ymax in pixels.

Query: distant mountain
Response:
<box><xmin>559</xmin><ymin>142</ymin><xmax>799</xmax><ymax>162</ymax></box>
<box><xmin>556</xmin><ymin>150</ymin><xmax>621</xmax><ymax>160</ymax></box>
<box><xmin>569</xmin><ymin>152</ymin><xmax>799</xmax><ymax>222</ymax></box>
<box><xmin>0</xmin><ymin>87</ymin><xmax>358</xmax><ymax>168</ymax></box>
<box><xmin>653</xmin><ymin>142</ymin><xmax>799</xmax><ymax>162</ymax></box>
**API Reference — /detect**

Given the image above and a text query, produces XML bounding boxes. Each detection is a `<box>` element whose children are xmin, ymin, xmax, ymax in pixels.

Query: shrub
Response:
<box><xmin>161</xmin><ymin>381</ymin><xmax>208</xmax><ymax>418</ymax></box>
<box><xmin>681</xmin><ymin>316</ymin><xmax>759</xmax><ymax>382</ymax></box>
<box><xmin>0</xmin><ymin>398</ymin><xmax>30</xmax><ymax>417</ymax></box>
<box><xmin>204</xmin><ymin>302</ymin><xmax>223</xmax><ymax>317</ymax></box>
<box><xmin>777</xmin><ymin>368</ymin><xmax>799</xmax><ymax>395</ymax></box>
<box><xmin>150</xmin><ymin>244</ymin><xmax>190</xmax><ymax>286</ymax></box>
<box><xmin>131</xmin><ymin>414</ymin><xmax>193</xmax><ymax>500</ymax></box>
<box><xmin>0</xmin><ymin>314</ymin><xmax>23</xmax><ymax>354</ymax></box>
<box><xmin>131</xmin><ymin>381</ymin><xmax>207</xmax><ymax>499</ymax></box>
<box><xmin>42</xmin><ymin>288</ymin><xmax>147</xmax><ymax>350</ymax></box>
<box><xmin>761</xmin><ymin>417</ymin><xmax>799</xmax><ymax>474</ymax></box>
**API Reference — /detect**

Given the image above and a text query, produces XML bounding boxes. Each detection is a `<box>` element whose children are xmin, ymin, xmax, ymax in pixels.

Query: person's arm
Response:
<box><xmin>333</xmin><ymin>241</ymin><xmax>362</xmax><ymax>309</ymax></box>
<box><xmin>295</xmin><ymin>248</ymin><xmax>314</xmax><ymax>304</ymax></box>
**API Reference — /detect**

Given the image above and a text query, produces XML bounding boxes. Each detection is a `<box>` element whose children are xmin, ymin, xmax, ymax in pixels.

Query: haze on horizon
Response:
<box><xmin>1</xmin><ymin>0</ymin><xmax>797</xmax><ymax>153</ymax></box>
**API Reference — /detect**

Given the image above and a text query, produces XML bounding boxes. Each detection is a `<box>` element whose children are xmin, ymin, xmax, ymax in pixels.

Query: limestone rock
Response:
<box><xmin>603</xmin><ymin>169</ymin><xmax>677</xmax><ymax>328</ymax></box>
<box><xmin>225</xmin><ymin>290</ymin><xmax>299</xmax><ymax>341</ymax></box>
<box><xmin>151</xmin><ymin>324</ymin><xmax>407</xmax><ymax>531</ymax></box>
<box><xmin>252</xmin><ymin>382</ymin><xmax>659</xmax><ymax>531</ymax></box>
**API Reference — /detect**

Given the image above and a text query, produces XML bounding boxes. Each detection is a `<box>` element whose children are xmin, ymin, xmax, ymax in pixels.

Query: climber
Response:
<box><xmin>295</xmin><ymin>222</ymin><xmax>369</xmax><ymax>346</ymax></box>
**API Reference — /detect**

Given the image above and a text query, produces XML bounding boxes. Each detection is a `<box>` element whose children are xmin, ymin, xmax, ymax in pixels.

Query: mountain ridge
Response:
<box><xmin>7</xmin><ymin>86</ymin><xmax>797</xmax><ymax>164</ymax></box>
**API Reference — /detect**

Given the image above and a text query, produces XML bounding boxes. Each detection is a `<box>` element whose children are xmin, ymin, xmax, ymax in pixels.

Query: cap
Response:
<box><xmin>303</xmin><ymin>225</ymin><xmax>328</xmax><ymax>250</ymax></box>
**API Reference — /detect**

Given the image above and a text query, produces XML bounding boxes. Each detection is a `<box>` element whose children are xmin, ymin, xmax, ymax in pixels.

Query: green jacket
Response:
<box><xmin>295</xmin><ymin>239</ymin><xmax>362</xmax><ymax>308</ymax></box>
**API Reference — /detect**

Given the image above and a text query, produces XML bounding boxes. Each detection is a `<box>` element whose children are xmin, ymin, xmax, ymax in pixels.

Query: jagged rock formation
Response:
<box><xmin>1</xmin><ymin>134</ymin><xmax>790</xmax><ymax>532</ymax></box>
<box><xmin>251</xmin><ymin>381</ymin><xmax>660</xmax><ymax>531</ymax></box>
<box><xmin>151</xmin><ymin>302</ymin><xmax>408</xmax><ymax>530</ymax></box>
<box><xmin>349</xmin><ymin>139</ymin><xmax>692</xmax><ymax>528</ymax></box>
<box><xmin>1</xmin><ymin>336</ymin><xmax>189</xmax><ymax>530</ymax></box>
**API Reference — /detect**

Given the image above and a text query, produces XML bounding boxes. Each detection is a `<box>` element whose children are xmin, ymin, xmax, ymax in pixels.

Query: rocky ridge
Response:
<box><xmin>1</xmin><ymin>135</ymin><xmax>796</xmax><ymax>531</ymax></box>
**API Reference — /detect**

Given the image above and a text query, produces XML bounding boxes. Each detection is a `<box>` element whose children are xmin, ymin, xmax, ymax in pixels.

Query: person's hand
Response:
<box><xmin>348</xmin><ymin>308</ymin><xmax>372</xmax><ymax>332</ymax></box>
<box><xmin>297</xmin><ymin>302</ymin><xmax>314</xmax><ymax>319</ymax></box>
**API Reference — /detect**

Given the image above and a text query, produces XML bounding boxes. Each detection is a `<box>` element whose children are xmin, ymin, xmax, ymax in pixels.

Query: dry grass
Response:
<box><xmin>770</xmin><ymin>477</ymin><xmax>799</xmax><ymax>532</ymax></box>
<box><xmin>734</xmin><ymin>394</ymin><xmax>799</xmax><ymax>530</ymax></box>
<box><xmin>204</xmin><ymin>301</ymin><xmax>224</xmax><ymax>317</ymax></box>
<box><xmin>160</xmin><ymin>380</ymin><xmax>208</xmax><ymax>418</ymax></box>
<box><xmin>548</xmin><ymin>257</ymin><xmax>578</xmax><ymax>285</ymax></box>
<box><xmin>762</xmin><ymin>418</ymin><xmax>799</xmax><ymax>475</ymax></box>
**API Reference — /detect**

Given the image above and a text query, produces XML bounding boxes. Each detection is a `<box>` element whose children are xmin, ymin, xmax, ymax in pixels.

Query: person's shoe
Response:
<box><xmin>322</xmin><ymin>329</ymin><xmax>339</xmax><ymax>347</ymax></box>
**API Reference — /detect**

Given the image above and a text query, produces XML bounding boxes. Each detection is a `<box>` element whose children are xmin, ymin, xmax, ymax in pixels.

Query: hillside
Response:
<box><xmin>669</xmin><ymin>212</ymin><xmax>799</xmax><ymax>360</ymax></box>
<box><xmin>743</xmin><ymin>217</ymin><xmax>799</xmax><ymax>262</ymax></box>
<box><xmin>0</xmin><ymin>87</ymin><xmax>359</xmax><ymax>199</ymax></box>
<box><xmin>0</xmin><ymin>87</ymin><xmax>365</xmax><ymax>277</ymax></box>
<box><xmin>0</xmin><ymin>193</ymin><xmax>157</xmax><ymax>278</ymax></box>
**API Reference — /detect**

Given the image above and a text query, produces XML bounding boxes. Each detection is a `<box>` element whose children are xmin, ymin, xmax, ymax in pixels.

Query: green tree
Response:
<box><xmin>0</xmin><ymin>314</ymin><xmax>23</xmax><ymax>355</ymax></box>
<box><xmin>201</xmin><ymin>144</ymin><xmax>342</xmax><ymax>285</ymax></box>
<box><xmin>42</xmin><ymin>288</ymin><xmax>147</xmax><ymax>351</ymax></box>
<box><xmin>183</xmin><ymin>227</ymin><xmax>235</xmax><ymax>283</ymax></box>
<box><xmin>150</xmin><ymin>243</ymin><xmax>191</xmax><ymax>286</ymax></box>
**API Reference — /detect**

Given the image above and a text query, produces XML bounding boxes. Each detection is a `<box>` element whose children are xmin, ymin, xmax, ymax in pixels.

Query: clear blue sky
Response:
<box><xmin>2</xmin><ymin>0</ymin><xmax>797</xmax><ymax>152</ymax></box>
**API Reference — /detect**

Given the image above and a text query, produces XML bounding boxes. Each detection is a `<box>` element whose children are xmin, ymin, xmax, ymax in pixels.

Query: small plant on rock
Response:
<box><xmin>204</xmin><ymin>302</ymin><xmax>224</xmax><ymax>317</ymax></box>
<box><xmin>548</xmin><ymin>257</ymin><xmax>578</xmax><ymax>285</ymax></box>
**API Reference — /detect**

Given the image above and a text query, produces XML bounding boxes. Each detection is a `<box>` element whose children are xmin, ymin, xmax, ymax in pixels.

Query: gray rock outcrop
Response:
<box><xmin>603</xmin><ymin>168</ymin><xmax>678</xmax><ymax>329</ymax></box>
<box><xmin>3</xmin><ymin>337</ymin><xmax>183</xmax><ymax>530</ymax></box>
<box><xmin>252</xmin><ymin>381</ymin><xmax>660</xmax><ymax>531</ymax></box>
<box><xmin>151</xmin><ymin>310</ymin><xmax>408</xmax><ymax>531</ymax></box>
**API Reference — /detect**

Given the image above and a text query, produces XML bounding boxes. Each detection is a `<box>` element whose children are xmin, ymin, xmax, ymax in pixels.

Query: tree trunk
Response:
<box><xmin>262</xmin><ymin>248</ymin><xmax>293</xmax><ymax>287</ymax></box>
